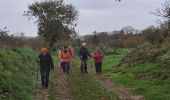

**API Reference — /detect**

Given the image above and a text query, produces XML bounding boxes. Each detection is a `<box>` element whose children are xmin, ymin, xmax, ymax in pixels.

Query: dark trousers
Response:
<box><xmin>62</xmin><ymin>62</ymin><xmax>70</xmax><ymax>74</ymax></box>
<box><xmin>95</xmin><ymin>62</ymin><xmax>102</xmax><ymax>74</ymax></box>
<box><xmin>40</xmin><ymin>68</ymin><xmax>50</xmax><ymax>88</ymax></box>
<box><xmin>81</xmin><ymin>60</ymin><xmax>88</xmax><ymax>73</ymax></box>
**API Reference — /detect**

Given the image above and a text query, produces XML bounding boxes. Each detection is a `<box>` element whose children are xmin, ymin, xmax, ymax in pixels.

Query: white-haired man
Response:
<box><xmin>78</xmin><ymin>43</ymin><xmax>91</xmax><ymax>73</ymax></box>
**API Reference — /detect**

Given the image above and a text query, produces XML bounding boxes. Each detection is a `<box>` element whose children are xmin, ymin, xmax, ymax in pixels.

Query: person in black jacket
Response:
<box><xmin>78</xmin><ymin>43</ymin><xmax>91</xmax><ymax>73</ymax></box>
<box><xmin>38</xmin><ymin>48</ymin><xmax>54</xmax><ymax>88</ymax></box>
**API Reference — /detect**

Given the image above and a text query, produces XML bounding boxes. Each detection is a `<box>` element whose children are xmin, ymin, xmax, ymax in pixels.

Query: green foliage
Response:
<box><xmin>143</xmin><ymin>26</ymin><xmax>164</xmax><ymax>44</ymax></box>
<box><xmin>25</xmin><ymin>0</ymin><xmax>78</xmax><ymax>48</ymax></box>
<box><xmin>0</xmin><ymin>48</ymin><xmax>37</xmax><ymax>100</ymax></box>
<box><xmin>124</xmin><ymin>41</ymin><xmax>170</xmax><ymax>63</ymax></box>
<box><xmin>0</xmin><ymin>28</ymin><xmax>25</xmax><ymax>49</ymax></box>
<box><xmin>100</xmin><ymin>45</ymin><xmax>128</xmax><ymax>55</ymax></box>
<box><xmin>102</xmin><ymin>52</ymin><xmax>127</xmax><ymax>73</ymax></box>
<box><xmin>102</xmin><ymin>50</ymin><xmax>170</xmax><ymax>100</ymax></box>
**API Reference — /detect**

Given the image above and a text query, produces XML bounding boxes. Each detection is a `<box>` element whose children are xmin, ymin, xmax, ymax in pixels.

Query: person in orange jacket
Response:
<box><xmin>60</xmin><ymin>46</ymin><xmax>71</xmax><ymax>74</ymax></box>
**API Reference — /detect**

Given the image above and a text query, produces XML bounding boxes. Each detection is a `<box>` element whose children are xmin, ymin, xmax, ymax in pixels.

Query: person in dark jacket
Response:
<box><xmin>78</xmin><ymin>43</ymin><xmax>91</xmax><ymax>73</ymax></box>
<box><xmin>38</xmin><ymin>48</ymin><xmax>54</xmax><ymax>88</ymax></box>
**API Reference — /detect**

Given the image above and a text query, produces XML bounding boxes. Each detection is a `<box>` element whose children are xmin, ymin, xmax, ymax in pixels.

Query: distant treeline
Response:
<box><xmin>82</xmin><ymin>21</ymin><xmax>170</xmax><ymax>48</ymax></box>
<box><xmin>0</xmin><ymin>21</ymin><xmax>169</xmax><ymax>50</ymax></box>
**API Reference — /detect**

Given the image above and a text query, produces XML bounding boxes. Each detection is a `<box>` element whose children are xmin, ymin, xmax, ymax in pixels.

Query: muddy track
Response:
<box><xmin>36</xmin><ymin>81</ymin><xmax>49</xmax><ymax>100</ymax></box>
<box><xmin>92</xmin><ymin>74</ymin><xmax>144</xmax><ymax>100</ymax></box>
<box><xmin>35</xmin><ymin>68</ymin><xmax>71</xmax><ymax>100</ymax></box>
<box><xmin>55</xmin><ymin>69</ymin><xmax>72</xmax><ymax>100</ymax></box>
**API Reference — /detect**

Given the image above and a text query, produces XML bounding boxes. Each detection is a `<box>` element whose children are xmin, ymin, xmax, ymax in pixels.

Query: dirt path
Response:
<box><xmin>55</xmin><ymin>69</ymin><xmax>72</xmax><ymax>100</ymax></box>
<box><xmin>35</xmin><ymin>68</ymin><xmax>71</xmax><ymax>100</ymax></box>
<box><xmin>35</xmin><ymin>64</ymin><xmax>143</xmax><ymax>100</ymax></box>
<box><xmin>36</xmin><ymin>80</ymin><xmax>49</xmax><ymax>100</ymax></box>
<box><xmin>92</xmin><ymin>74</ymin><xmax>144</xmax><ymax>100</ymax></box>
<box><xmin>36</xmin><ymin>88</ymin><xmax>48</xmax><ymax>100</ymax></box>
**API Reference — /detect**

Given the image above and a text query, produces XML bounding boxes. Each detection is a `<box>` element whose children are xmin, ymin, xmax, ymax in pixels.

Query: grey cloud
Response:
<box><xmin>65</xmin><ymin>0</ymin><xmax>114</xmax><ymax>10</ymax></box>
<box><xmin>72</xmin><ymin>0</ymin><xmax>164</xmax><ymax>35</ymax></box>
<box><xmin>0</xmin><ymin>0</ymin><xmax>166</xmax><ymax>36</ymax></box>
<box><xmin>0</xmin><ymin>0</ymin><xmax>37</xmax><ymax>36</ymax></box>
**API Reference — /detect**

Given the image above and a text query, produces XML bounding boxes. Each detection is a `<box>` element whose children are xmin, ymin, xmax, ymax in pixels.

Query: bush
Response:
<box><xmin>143</xmin><ymin>26</ymin><xmax>164</xmax><ymax>44</ymax></box>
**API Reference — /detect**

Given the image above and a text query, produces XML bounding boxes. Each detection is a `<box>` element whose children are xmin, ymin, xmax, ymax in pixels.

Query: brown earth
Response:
<box><xmin>92</xmin><ymin>73</ymin><xmax>144</xmax><ymax>100</ymax></box>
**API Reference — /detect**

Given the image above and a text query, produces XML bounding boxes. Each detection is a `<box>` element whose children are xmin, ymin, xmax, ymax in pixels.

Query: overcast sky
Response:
<box><xmin>0</xmin><ymin>0</ymin><xmax>165</xmax><ymax>37</ymax></box>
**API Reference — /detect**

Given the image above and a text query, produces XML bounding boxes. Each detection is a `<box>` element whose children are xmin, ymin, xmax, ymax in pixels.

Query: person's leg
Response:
<box><xmin>40</xmin><ymin>68</ymin><xmax>45</xmax><ymax>88</ymax></box>
<box><xmin>99</xmin><ymin>62</ymin><xmax>102</xmax><ymax>74</ymax></box>
<box><xmin>60</xmin><ymin>62</ymin><xmax>63</xmax><ymax>73</ymax></box>
<box><xmin>66</xmin><ymin>62</ymin><xmax>70</xmax><ymax>74</ymax></box>
<box><xmin>80</xmin><ymin>60</ymin><xmax>84</xmax><ymax>73</ymax></box>
<box><xmin>95</xmin><ymin>62</ymin><xmax>98</xmax><ymax>74</ymax></box>
<box><xmin>84</xmin><ymin>60</ymin><xmax>88</xmax><ymax>73</ymax></box>
<box><xmin>45</xmin><ymin>70</ymin><xmax>50</xmax><ymax>88</ymax></box>
<box><xmin>63</xmin><ymin>62</ymin><xmax>66</xmax><ymax>73</ymax></box>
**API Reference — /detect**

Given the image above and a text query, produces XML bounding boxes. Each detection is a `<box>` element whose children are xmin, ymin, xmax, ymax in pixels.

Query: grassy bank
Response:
<box><xmin>102</xmin><ymin>49</ymin><xmax>170</xmax><ymax>100</ymax></box>
<box><xmin>0</xmin><ymin>48</ymin><xmax>37</xmax><ymax>100</ymax></box>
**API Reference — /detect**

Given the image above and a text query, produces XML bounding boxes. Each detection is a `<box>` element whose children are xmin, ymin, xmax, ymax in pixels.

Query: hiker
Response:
<box><xmin>37</xmin><ymin>48</ymin><xmax>54</xmax><ymax>88</ymax></box>
<box><xmin>59</xmin><ymin>47</ymin><xmax>64</xmax><ymax>73</ymax></box>
<box><xmin>78</xmin><ymin>43</ymin><xmax>91</xmax><ymax>73</ymax></box>
<box><xmin>60</xmin><ymin>46</ymin><xmax>71</xmax><ymax>74</ymax></box>
<box><xmin>93</xmin><ymin>47</ymin><xmax>103</xmax><ymax>74</ymax></box>
<box><xmin>68</xmin><ymin>44</ymin><xmax>74</xmax><ymax>59</ymax></box>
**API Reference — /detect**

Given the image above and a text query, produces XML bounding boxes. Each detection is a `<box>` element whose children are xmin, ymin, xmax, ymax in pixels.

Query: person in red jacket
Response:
<box><xmin>93</xmin><ymin>47</ymin><xmax>103</xmax><ymax>74</ymax></box>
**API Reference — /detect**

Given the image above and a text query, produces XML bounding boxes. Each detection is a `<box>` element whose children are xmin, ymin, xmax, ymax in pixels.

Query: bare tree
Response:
<box><xmin>153</xmin><ymin>0</ymin><xmax>170</xmax><ymax>19</ymax></box>
<box><xmin>152</xmin><ymin>0</ymin><xmax>170</xmax><ymax>35</ymax></box>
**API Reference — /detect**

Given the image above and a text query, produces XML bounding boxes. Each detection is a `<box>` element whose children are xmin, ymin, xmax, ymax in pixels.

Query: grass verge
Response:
<box><xmin>102</xmin><ymin>49</ymin><xmax>170</xmax><ymax>100</ymax></box>
<box><xmin>67</xmin><ymin>59</ymin><xmax>119</xmax><ymax>100</ymax></box>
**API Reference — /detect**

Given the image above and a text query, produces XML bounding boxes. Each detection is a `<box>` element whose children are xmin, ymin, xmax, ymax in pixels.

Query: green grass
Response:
<box><xmin>48</xmin><ymin>73</ymin><xmax>57</xmax><ymax>100</ymax></box>
<box><xmin>67</xmin><ymin>59</ymin><xmax>119</xmax><ymax>100</ymax></box>
<box><xmin>0</xmin><ymin>48</ymin><xmax>37</xmax><ymax>100</ymax></box>
<box><xmin>48</xmin><ymin>52</ymin><xmax>59</xmax><ymax>100</ymax></box>
<box><xmin>102</xmin><ymin>49</ymin><xmax>170</xmax><ymax>100</ymax></box>
<box><xmin>102</xmin><ymin>54</ymin><xmax>126</xmax><ymax>73</ymax></box>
